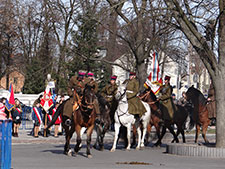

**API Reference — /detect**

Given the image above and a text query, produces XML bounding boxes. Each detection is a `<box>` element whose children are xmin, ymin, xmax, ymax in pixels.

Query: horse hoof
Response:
<box><xmin>100</xmin><ymin>147</ymin><xmax>104</xmax><ymax>151</ymax></box>
<box><xmin>66</xmin><ymin>149</ymin><xmax>73</xmax><ymax>156</ymax></box>
<box><xmin>136</xmin><ymin>147</ymin><xmax>140</xmax><ymax>150</ymax></box>
<box><xmin>154</xmin><ymin>143</ymin><xmax>160</xmax><ymax>147</ymax></box>
<box><xmin>87</xmin><ymin>154</ymin><xmax>92</xmax><ymax>159</ymax></box>
<box><xmin>126</xmin><ymin>147</ymin><xmax>131</xmax><ymax>151</ymax></box>
<box><xmin>110</xmin><ymin>148</ymin><xmax>115</xmax><ymax>152</ymax></box>
<box><xmin>93</xmin><ymin>144</ymin><xmax>97</xmax><ymax>149</ymax></box>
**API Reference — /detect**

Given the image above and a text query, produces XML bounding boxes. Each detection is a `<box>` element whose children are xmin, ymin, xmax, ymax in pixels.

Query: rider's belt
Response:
<box><xmin>126</xmin><ymin>90</ymin><xmax>134</xmax><ymax>93</ymax></box>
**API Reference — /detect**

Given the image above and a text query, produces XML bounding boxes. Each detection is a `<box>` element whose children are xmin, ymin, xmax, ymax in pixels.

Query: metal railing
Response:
<box><xmin>0</xmin><ymin>120</ymin><xmax>12</xmax><ymax>169</ymax></box>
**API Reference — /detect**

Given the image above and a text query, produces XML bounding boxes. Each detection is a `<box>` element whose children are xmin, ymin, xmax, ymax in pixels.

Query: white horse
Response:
<box><xmin>110</xmin><ymin>82</ymin><xmax>151</xmax><ymax>152</ymax></box>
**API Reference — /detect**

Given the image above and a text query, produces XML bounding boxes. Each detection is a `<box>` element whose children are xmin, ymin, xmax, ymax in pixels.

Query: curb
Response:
<box><xmin>166</xmin><ymin>143</ymin><xmax>225</xmax><ymax>158</ymax></box>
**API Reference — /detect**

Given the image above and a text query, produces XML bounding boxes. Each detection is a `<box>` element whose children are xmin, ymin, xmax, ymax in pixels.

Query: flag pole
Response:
<box><xmin>44</xmin><ymin>114</ymin><xmax>47</xmax><ymax>137</ymax></box>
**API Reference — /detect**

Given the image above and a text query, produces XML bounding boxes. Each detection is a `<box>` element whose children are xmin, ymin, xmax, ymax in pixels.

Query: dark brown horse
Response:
<box><xmin>47</xmin><ymin>85</ymin><xmax>97</xmax><ymax>158</ymax></box>
<box><xmin>138</xmin><ymin>89</ymin><xmax>188</xmax><ymax>146</ymax></box>
<box><xmin>93</xmin><ymin>94</ymin><xmax>111</xmax><ymax>151</ymax></box>
<box><xmin>185</xmin><ymin>86</ymin><xmax>210</xmax><ymax>144</ymax></box>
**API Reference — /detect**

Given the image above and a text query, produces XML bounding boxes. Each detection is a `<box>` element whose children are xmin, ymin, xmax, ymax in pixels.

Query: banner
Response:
<box><xmin>144</xmin><ymin>52</ymin><xmax>162</xmax><ymax>94</ymax></box>
<box><xmin>40</xmin><ymin>88</ymin><xmax>53</xmax><ymax>112</ymax></box>
<box><xmin>5</xmin><ymin>84</ymin><xmax>15</xmax><ymax>111</ymax></box>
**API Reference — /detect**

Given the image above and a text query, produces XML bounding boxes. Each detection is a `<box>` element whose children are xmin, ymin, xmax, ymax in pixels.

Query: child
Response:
<box><xmin>32</xmin><ymin>103</ymin><xmax>42</xmax><ymax>138</ymax></box>
<box><xmin>52</xmin><ymin>103</ymin><xmax>61</xmax><ymax>137</ymax></box>
<box><xmin>12</xmin><ymin>98</ymin><xmax>22</xmax><ymax>137</ymax></box>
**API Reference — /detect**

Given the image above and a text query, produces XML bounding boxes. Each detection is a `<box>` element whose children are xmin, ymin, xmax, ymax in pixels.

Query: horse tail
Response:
<box><xmin>46</xmin><ymin>101</ymin><xmax>66</xmax><ymax>129</ymax></box>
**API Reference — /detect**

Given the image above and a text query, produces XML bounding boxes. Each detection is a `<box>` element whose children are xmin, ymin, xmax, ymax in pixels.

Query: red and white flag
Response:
<box><xmin>144</xmin><ymin>52</ymin><xmax>162</xmax><ymax>94</ymax></box>
<box><xmin>40</xmin><ymin>88</ymin><xmax>53</xmax><ymax>112</ymax></box>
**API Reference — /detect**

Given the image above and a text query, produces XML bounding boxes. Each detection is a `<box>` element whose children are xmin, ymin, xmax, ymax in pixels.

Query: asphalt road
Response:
<box><xmin>12</xmin><ymin>143</ymin><xmax>225</xmax><ymax>169</ymax></box>
<box><xmin>11</xmin><ymin>128</ymin><xmax>225</xmax><ymax>169</ymax></box>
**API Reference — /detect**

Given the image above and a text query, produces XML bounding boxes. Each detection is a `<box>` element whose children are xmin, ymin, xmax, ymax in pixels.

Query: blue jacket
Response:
<box><xmin>32</xmin><ymin>107</ymin><xmax>42</xmax><ymax>122</ymax></box>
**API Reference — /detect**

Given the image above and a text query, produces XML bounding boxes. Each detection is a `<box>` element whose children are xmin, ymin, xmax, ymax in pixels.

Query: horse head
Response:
<box><xmin>115</xmin><ymin>81</ymin><xmax>127</xmax><ymax>101</ymax></box>
<box><xmin>82</xmin><ymin>84</ymin><xmax>95</xmax><ymax>109</ymax></box>
<box><xmin>186</xmin><ymin>86</ymin><xmax>207</xmax><ymax>105</ymax></box>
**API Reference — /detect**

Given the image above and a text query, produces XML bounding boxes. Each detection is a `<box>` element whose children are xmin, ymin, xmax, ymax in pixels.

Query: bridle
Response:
<box><xmin>139</xmin><ymin>90</ymin><xmax>159</xmax><ymax>105</ymax></box>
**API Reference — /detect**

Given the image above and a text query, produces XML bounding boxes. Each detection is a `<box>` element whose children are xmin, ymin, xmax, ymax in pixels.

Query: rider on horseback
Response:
<box><xmin>157</xmin><ymin>75</ymin><xmax>177</xmax><ymax>123</ymax></box>
<box><xmin>83</xmin><ymin>72</ymin><xmax>101</xmax><ymax>124</ymax></box>
<box><xmin>63</xmin><ymin>72</ymin><xmax>85</xmax><ymax>126</ymax></box>
<box><xmin>126</xmin><ymin>72</ymin><xmax>146</xmax><ymax>127</ymax></box>
<box><xmin>101</xmin><ymin>75</ymin><xmax>118</xmax><ymax>108</ymax></box>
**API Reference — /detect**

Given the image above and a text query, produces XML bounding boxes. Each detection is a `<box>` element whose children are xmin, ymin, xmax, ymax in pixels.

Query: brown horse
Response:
<box><xmin>47</xmin><ymin>85</ymin><xmax>97</xmax><ymax>158</ymax></box>
<box><xmin>185</xmin><ymin>86</ymin><xmax>210</xmax><ymax>144</ymax></box>
<box><xmin>138</xmin><ymin>89</ymin><xmax>188</xmax><ymax>146</ymax></box>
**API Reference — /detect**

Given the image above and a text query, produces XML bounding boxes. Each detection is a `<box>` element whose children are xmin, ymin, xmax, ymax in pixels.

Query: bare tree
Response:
<box><xmin>104</xmin><ymin>0</ymin><xmax>184</xmax><ymax>89</ymax></box>
<box><xmin>164</xmin><ymin>0</ymin><xmax>225</xmax><ymax>147</ymax></box>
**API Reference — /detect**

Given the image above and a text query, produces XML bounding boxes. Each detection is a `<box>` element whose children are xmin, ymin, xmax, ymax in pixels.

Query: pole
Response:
<box><xmin>44</xmin><ymin>114</ymin><xmax>47</xmax><ymax>137</ymax></box>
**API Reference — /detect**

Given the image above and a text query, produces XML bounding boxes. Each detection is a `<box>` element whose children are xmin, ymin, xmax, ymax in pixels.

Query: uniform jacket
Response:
<box><xmin>67</xmin><ymin>76</ymin><xmax>85</xmax><ymax>97</ymax></box>
<box><xmin>32</xmin><ymin>107</ymin><xmax>43</xmax><ymax>123</ymax></box>
<box><xmin>126</xmin><ymin>78</ymin><xmax>146</xmax><ymax>116</ymax></box>
<box><xmin>12</xmin><ymin>106</ymin><xmax>22</xmax><ymax>121</ymax></box>
<box><xmin>158</xmin><ymin>83</ymin><xmax>176</xmax><ymax>120</ymax></box>
<box><xmin>101</xmin><ymin>83</ymin><xmax>118</xmax><ymax>103</ymax></box>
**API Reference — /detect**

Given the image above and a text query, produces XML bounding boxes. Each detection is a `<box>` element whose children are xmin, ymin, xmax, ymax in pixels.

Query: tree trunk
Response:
<box><xmin>214</xmin><ymin>75</ymin><xmax>225</xmax><ymax>147</ymax></box>
<box><xmin>137</xmin><ymin>62</ymin><xmax>147</xmax><ymax>91</ymax></box>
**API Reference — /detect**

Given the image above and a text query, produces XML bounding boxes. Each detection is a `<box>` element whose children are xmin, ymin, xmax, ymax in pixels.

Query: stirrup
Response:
<box><xmin>65</xmin><ymin>119</ymin><xmax>71</xmax><ymax>127</ymax></box>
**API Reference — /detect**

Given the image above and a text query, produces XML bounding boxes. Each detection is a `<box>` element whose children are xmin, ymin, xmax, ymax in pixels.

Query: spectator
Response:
<box><xmin>52</xmin><ymin>103</ymin><xmax>61</xmax><ymax>137</ymax></box>
<box><xmin>32</xmin><ymin>103</ymin><xmax>42</xmax><ymax>138</ymax></box>
<box><xmin>12</xmin><ymin>98</ymin><xmax>22</xmax><ymax>137</ymax></box>
<box><xmin>0</xmin><ymin>98</ymin><xmax>7</xmax><ymax>120</ymax></box>
<box><xmin>172</xmin><ymin>93</ymin><xmax>178</xmax><ymax>105</ymax></box>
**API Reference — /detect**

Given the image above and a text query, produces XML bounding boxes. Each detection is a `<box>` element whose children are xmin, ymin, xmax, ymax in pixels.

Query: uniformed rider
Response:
<box><xmin>157</xmin><ymin>75</ymin><xmax>176</xmax><ymax>122</ymax></box>
<box><xmin>101</xmin><ymin>75</ymin><xmax>118</xmax><ymax>108</ymax></box>
<box><xmin>126</xmin><ymin>72</ymin><xmax>146</xmax><ymax>126</ymax></box>
<box><xmin>83</xmin><ymin>72</ymin><xmax>101</xmax><ymax>123</ymax></box>
<box><xmin>63</xmin><ymin>72</ymin><xmax>85</xmax><ymax>126</ymax></box>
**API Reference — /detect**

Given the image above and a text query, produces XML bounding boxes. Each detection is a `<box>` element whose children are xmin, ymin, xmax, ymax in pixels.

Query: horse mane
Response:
<box><xmin>150</xmin><ymin>90</ymin><xmax>157</xmax><ymax>101</ymax></box>
<box><xmin>188</xmin><ymin>87</ymin><xmax>207</xmax><ymax>105</ymax></box>
<box><xmin>96</xmin><ymin>93</ymin><xmax>109</xmax><ymax>107</ymax></box>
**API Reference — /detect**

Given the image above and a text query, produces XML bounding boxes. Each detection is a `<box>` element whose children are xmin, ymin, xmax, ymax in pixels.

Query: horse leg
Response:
<box><xmin>202</xmin><ymin>122</ymin><xmax>209</xmax><ymax>144</ymax></box>
<box><xmin>86</xmin><ymin>124</ymin><xmax>95</xmax><ymax>158</ymax></box>
<box><xmin>131</xmin><ymin>125</ymin><xmax>137</xmax><ymax>148</ymax></box>
<box><xmin>140</xmin><ymin>121</ymin><xmax>148</xmax><ymax>148</ymax></box>
<box><xmin>154</xmin><ymin>126</ymin><xmax>166</xmax><ymax>147</ymax></box>
<box><xmin>167</xmin><ymin>124</ymin><xmax>179</xmax><ymax>143</ymax></box>
<box><xmin>99</xmin><ymin>129</ymin><xmax>105</xmax><ymax>151</ymax></box>
<box><xmin>93</xmin><ymin>125</ymin><xmax>101</xmax><ymax>149</ymax></box>
<box><xmin>180</xmin><ymin>127</ymin><xmax>186</xmax><ymax>143</ymax></box>
<box><xmin>99</xmin><ymin>124</ymin><xmax>108</xmax><ymax>151</ymax></box>
<box><xmin>144</xmin><ymin>123</ymin><xmax>151</xmax><ymax>146</ymax></box>
<box><xmin>136</xmin><ymin>126</ymin><xmax>142</xmax><ymax>150</ymax></box>
<box><xmin>195</xmin><ymin>124</ymin><xmax>200</xmax><ymax>144</ymax></box>
<box><xmin>126</xmin><ymin>123</ymin><xmax>132</xmax><ymax>150</ymax></box>
<box><xmin>172</xmin><ymin>123</ymin><xmax>185</xmax><ymax>143</ymax></box>
<box><xmin>64</xmin><ymin>125</ymin><xmax>75</xmax><ymax>156</ymax></box>
<box><xmin>74</xmin><ymin>125</ymin><xmax>82</xmax><ymax>154</ymax></box>
<box><xmin>110</xmin><ymin>122</ymin><xmax>120</xmax><ymax>152</ymax></box>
